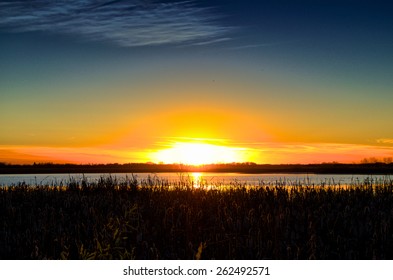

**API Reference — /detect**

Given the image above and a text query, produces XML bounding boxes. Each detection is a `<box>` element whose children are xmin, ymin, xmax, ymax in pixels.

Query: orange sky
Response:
<box><xmin>2</xmin><ymin>2</ymin><xmax>393</xmax><ymax>165</ymax></box>
<box><xmin>2</xmin><ymin>102</ymin><xmax>393</xmax><ymax>165</ymax></box>
<box><xmin>2</xmin><ymin>84</ymin><xmax>393</xmax><ymax>164</ymax></box>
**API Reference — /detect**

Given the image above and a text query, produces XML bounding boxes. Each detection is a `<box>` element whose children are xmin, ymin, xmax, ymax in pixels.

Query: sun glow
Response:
<box><xmin>152</xmin><ymin>142</ymin><xmax>246</xmax><ymax>165</ymax></box>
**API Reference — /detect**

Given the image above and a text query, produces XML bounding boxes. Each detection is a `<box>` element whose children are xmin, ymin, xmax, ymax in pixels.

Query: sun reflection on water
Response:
<box><xmin>191</xmin><ymin>172</ymin><xmax>202</xmax><ymax>188</ymax></box>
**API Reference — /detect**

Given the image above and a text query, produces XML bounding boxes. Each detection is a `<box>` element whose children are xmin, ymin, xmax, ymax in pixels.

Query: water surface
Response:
<box><xmin>0</xmin><ymin>172</ymin><xmax>390</xmax><ymax>187</ymax></box>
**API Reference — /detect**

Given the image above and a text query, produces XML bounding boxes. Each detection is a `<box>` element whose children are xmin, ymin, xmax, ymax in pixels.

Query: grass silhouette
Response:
<box><xmin>1</xmin><ymin>175</ymin><xmax>393</xmax><ymax>259</ymax></box>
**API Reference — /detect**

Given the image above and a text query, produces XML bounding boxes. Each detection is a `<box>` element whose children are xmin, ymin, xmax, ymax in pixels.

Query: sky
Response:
<box><xmin>1</xmin><ymin>0</ymin><xmax>393</xmax><ymax>164</ymax></box>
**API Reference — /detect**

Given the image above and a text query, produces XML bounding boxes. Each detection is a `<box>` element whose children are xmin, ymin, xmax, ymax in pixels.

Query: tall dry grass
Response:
<box><xmin>1</xmin><ymin>175</ymin><xmax>393</xmax><ymax>259</ymax></box>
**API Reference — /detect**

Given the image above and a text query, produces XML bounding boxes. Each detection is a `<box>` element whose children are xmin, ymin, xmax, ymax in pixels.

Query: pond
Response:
<box><xmin>0</xmin><ymin>172</ymin><xmax>390</xmax><ymax>187</ymax></box>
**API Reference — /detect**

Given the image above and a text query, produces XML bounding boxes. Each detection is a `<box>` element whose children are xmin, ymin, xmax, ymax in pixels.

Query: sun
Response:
<box><xmin>152</xmin><ymin>141</ymin><xmax>246</xmax><ymax>165</ymax></box>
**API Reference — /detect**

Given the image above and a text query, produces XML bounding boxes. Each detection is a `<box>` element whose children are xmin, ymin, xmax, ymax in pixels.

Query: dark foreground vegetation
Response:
<box><xmin>1</xmin><ymin>176</ymin><xmax>393</xmax><ymax>259</ymax></box>
<box><xmin>1</xmin><ymin>162</ymin><xmax>393</xmax><ymax>174</ymax></box>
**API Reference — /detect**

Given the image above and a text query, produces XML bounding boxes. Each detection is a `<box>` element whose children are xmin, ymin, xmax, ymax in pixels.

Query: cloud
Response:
<box><xmin>227</xmin><ymin>40</ymin><xmax>299</xmax><ymax>51</ymax></box>
<box><xmin>0</xmin><ymin>0</ymin><xmax>232</xmax><ymax>47</ymax></box>
<box><xmin>377</xmin><ymin>138</ymin><xmax>393</xmax><ymax>145</ymax></box>
<box><xmin>186</xmin><ymin>37</ymin><xmax>231</xmax><ymax>46</ymax></box>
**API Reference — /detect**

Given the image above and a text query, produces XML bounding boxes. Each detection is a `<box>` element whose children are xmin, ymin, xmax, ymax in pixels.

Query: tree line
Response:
<box><xmin>1</xmin><ymin>162</ymin><xmax>393</xmax><ymax>174</ymax></box>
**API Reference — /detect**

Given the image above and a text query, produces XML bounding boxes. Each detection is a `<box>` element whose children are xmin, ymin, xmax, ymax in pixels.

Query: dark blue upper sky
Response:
<box><xmin>1</xmin><ymin>0</ymin><xmax>392</xmax><ymax>98</ymax></box>
<box><xmin>2</xmin><ymin>0</ymin><xmax>392</xmax><ymax>46</ymax></box>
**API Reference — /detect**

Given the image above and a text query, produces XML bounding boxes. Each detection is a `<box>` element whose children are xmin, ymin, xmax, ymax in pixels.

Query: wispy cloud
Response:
<box><xmin>0</xmin><ymin>0</ymin><xmax>232</xmax><ymax>47</ymax></box>
<box><xmin>186</xmin><ymin>37</ymin><xmax>231</xmax><ymax>46</ymax></box>
<box><xmin>227</xmin><ymin>40</ymin><xmax>299</xmax><ymax>51</ymax></box>
<box><xmin>377</xmin><ymin>138</ymin><xmax>393</xmax><ymax>145</ymax></box>
<box><xmin>227</xmin><ymin>43</ymin><xmax>278</xmax><ymax>50</ymax></box>
<box><xmin>2</xmin><ymin>141</ymin><xmax>393</xmax><ymax>164</ymax></box>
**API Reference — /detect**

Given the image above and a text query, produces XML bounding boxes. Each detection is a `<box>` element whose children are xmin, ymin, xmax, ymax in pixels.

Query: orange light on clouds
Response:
<box><xmin>117</xmin><ymin>105</ymin><xmax>273</xmax><ymax>149</ymax></box>
<box><xmin>1</xmin><ymin>140</ymin><xmax>393</xmax><ymax>164</ymax></box>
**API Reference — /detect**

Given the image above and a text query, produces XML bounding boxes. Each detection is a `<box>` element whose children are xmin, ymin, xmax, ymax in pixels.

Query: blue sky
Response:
<box><xmin>1</xmin><ymin>0</ymin><xmax>393</xmax><ymax>164</ymax></box>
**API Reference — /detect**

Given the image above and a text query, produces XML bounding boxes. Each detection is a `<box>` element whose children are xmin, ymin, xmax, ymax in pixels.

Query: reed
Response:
<box><xmin>1</xmin><ymin>175</ymin><xmax>393</xmax><ymax>259</ymax></box>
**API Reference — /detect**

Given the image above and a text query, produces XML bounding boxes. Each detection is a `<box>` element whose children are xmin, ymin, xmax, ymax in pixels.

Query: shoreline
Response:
<box><xmin>1</xmin><ymin>162</ymin><xmax>393</xmax><ymax>175</ymax></box>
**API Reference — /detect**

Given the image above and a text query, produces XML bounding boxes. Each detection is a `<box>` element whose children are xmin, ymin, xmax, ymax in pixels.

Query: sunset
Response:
<box><xmin>152</xmin><ymin>140</ymin><xmax>249</xmax><ymax>165</ymax></box>
<box><xmin>2</xmin><ymin>0</ymin><xmax>393</xmax><ymax>266</ymax></box>
<box><xmin>1</xmin><ymin>0</ymin><xmax>393</xmax><ymax>165</ymax></box>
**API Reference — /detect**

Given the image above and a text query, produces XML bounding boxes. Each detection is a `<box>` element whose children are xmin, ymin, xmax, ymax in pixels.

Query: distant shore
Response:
<box><xmin>1</xmin><ymin>162</ymin><xmax>393</xmax><ymax>175</ymax></box>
